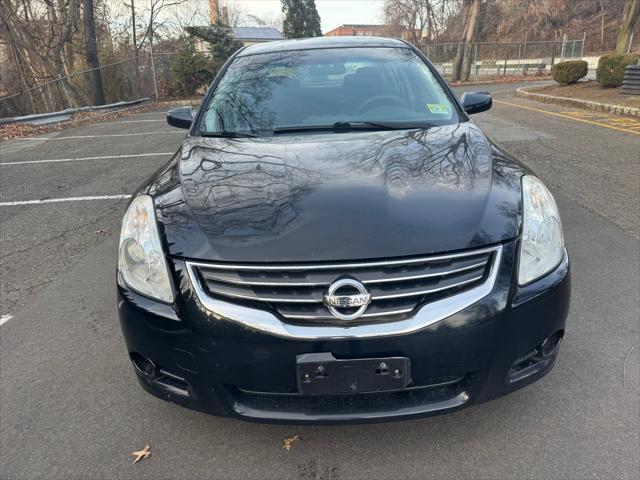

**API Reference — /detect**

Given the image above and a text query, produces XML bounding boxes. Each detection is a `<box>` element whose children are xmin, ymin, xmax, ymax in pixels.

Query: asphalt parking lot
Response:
<box><xmin>1</xmin><ymin>83</ymin><xmax>639</xmax><ymax>479</ymax></box>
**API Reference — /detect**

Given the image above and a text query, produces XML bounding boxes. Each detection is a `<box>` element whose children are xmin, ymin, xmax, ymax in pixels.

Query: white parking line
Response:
<box><xmin>0</xmin><ymin>315</ymin><xmax>13</xmax><ymax>326</ymax></box>
<box><xmin>16</xmin><ymin>131</ymin><xmax>184</xmax><ymax>141</ymax></box>
<box><xmin>1</xmin><ymin>152</ymin><xmax>173</xmax><ymax>166</ymax></box>
<box><xmin>0</xmin><ymin>194</ymin><xmax>131</xmax><ymax>206</ymax></box>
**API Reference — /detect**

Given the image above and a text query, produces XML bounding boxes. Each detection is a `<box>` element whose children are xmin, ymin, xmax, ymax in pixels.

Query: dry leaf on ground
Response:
<box><xmin>0</xmin><ymin>102</ymin><xmax>157</xmax><ymax>141</ymax></box>
<box><xmin>131</xmin><ymin>444</ymin><xmax>151</xmax><ymax>465</ymax></box>
<box><xmin>0</xmin><ymin>123</ymin><xmax>52</xmax><ymax>140</ymax></box>
<box><xmin>283</xmin><ymin>434</ymin><xmax>300</xmax><ymax>451</ymax></box>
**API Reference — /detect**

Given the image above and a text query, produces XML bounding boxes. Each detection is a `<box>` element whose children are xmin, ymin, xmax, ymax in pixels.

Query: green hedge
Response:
<box><xmin>596</xmin><ymin>53</ymin><xmax>640</xmax><ymax>87</ymax></box>
<box><xmin>552</xmin><ymin>60</ymin><xmax>588</xmax><ymax>86</ymax></box>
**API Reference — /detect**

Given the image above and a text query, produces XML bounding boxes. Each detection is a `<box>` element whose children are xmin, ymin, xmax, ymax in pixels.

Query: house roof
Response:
<box><xmin>231</xmin><ymin>27</ymin><xmax>283</xmax><ymax>41</ymax></box>
<box><xmin>333</xmin><ymin>24</ymin><xmax>391</xmax><ymax>28</ymax></box>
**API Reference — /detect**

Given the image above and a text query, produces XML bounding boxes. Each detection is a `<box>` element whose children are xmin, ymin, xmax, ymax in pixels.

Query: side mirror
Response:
<box><xmin>460</xmin><ymin>91</ymin><xmax>492</xmax><ymax>114</ymax></box>
<box><xmin>166</xmin><ymin>107</ymin><xmax>194</xmax><ymax>129</ymax></box>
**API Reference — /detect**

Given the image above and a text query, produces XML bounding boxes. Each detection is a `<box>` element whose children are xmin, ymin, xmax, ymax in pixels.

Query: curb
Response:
<box><xmin>447</xmin><ymin>76</ymin><xmax>552</xmax><ymax>88</ymax></box>
<box><xmin>515</xmin><ymin>86</ymin><xmax>640</xmax><ymax>118</ymax></box>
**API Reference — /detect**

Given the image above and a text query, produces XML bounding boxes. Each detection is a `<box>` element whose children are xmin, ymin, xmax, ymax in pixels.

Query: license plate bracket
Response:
<box><xmin>296</xmin><ymin>352</ymin><xmax>410</xmax><ymax>395</ymax></box>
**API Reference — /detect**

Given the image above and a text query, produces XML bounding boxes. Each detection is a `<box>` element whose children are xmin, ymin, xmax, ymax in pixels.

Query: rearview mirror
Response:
<box><xmin>460</xmin><ymin>91</ymin><xmax>492</xmax><ymax>114</ymax></box>
<box><xmin>166</xmin><ymin>107</ymin><xmax>194</xmax><ymax>129</ymax></box>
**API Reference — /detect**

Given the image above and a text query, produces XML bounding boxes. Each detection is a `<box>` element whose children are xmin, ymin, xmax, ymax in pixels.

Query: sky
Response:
<box><xmin>233</xmin><ymin>0</ymin><xmax>385</xmax><ymax>33</ymax></box>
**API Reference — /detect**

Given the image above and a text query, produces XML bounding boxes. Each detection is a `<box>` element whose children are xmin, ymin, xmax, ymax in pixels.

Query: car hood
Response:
<box><xmin>149</xmin><ymin>123</ymin><xmax>525</xmax><ymax>262</ymax></box>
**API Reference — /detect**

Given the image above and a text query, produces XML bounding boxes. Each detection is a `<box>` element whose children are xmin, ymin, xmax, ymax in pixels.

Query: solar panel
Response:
<box><xmin>231</xmin><ymin>27</ymin><xmax>284</xmax><ymax>40</ymax></box>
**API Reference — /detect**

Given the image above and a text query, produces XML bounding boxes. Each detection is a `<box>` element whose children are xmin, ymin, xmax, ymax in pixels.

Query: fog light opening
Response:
<box><xmin>130</xmin><ymin>352</ymin><xmax>158</xmax><ymax>380</ymax></box>
<box><xmin>541</xmin><ymin>330</ymin><xmax>564</xmax><ymax>358</ymax></box>
<box><xmin>508</xmin><ymin>330</ymin><xmax>565</xmax><ymax>383</ymax></box>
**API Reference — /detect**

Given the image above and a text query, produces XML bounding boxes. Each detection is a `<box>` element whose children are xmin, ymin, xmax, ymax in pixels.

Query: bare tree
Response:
<box><xmin>129</xmin><ymin>0</ymin><xmax>137</xmax><ymax>53</ymax></box>
<box><xmin>124</xmin><ymin>0</ymin><xmax>192</xmax><ymax>54</ymax></box>
<box><xmin>152</xmin><ymin>0</ymin><xmax>243</xmax><ymax>32</ymax></box>
<box><xmin>450</xmin><ymin>0</ymin><xmax>480</xmax><ymax>82</ymax></box>
<box><xmin>222</xmin><ymin>1</ymin><xmax>246</xmax><ymax>27</ymax></box>
<box><xmin>84</xmin><ymin>0</ymin><xmax>106</xmax><ymax>105</ymax></box>
<box><xmin>383</xmin><ymin>0</ymin><xmax>460</xmax><ymax>43</ymax></box>
<box><xmin>244</xmin><ymin>13</ymin><xmax>283</xmax><ymax>31</ymax></box>
<box><xmin>449</xmin><ymin>0</ymin><xmax>469</xmax><ymax>82</ymax></box>
<box><xmin>0</xmin><ymin>0</ymin><xmax>83</xmax><ymax>109</ymax></box>
<box><xmin>383</xmin><ymin>0</ymin><xmax>435</xmax><ymax>43</ymax></box>
<box><xmin>616</xmin><ymin>0</ymin><xmax>640</xmax><ymax>53</ymax></box>
<box><xmin>159</xmin><ymin>0</ymin><xmax>210</xmax><ymax>34</ymax></box>
<box><xmin>431</xmin><ymin>0</ymin><xmax>461</xmax><ymax>39</ymax></box>
<box><xmin>459</xmin><ymin>0</ymin><xmax>480</xmax><ymax>81</ymax></box>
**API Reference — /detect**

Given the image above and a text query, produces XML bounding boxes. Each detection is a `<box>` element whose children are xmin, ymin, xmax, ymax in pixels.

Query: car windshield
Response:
<box><xmin>198</xmin><ymin>47</ymin><xmax>458</xmax><ymax>136</ymax></box>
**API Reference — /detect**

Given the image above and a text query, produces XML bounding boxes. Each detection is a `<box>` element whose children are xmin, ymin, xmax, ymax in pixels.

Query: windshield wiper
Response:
<box><xmin>200</xmin><ymin>131</ymin><xmax>257</xmax><ymax>138</ymax></box>
<box><xmin>272</xmin><ymin>121</ymin><xmax>432</xmax><ymax>134</ymax></box>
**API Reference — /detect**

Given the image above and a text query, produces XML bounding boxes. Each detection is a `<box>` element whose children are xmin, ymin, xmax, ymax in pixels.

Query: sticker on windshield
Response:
<box><xmin>426</xmin><ymin>103</ymin><xmax>449</xmax><ymax>114</ymax></box>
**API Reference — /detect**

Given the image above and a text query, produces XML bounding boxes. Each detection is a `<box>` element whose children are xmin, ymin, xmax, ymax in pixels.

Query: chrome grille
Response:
<box><xmin>187</xmin><ymin>246</ymin><xmax>499</xmax><ymax>325</ymax></box>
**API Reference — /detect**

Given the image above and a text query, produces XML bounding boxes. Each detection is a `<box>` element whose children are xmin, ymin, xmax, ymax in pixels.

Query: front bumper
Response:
<box><xmin>117</xmin><ymin>240</ymin><xmax>570</xmax><ymax>424</ymax></box>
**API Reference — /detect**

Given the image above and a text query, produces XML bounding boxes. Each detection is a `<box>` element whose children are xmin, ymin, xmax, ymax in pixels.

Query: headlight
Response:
<box><xmin>118</xmin><ymin>195</ymin><xmax>173</xmax><ymax>302</ymax></box>
<box><xmin>518</xmin><ymin>175</ymin><xmax>564</xmax><ymax>285</ymax></box>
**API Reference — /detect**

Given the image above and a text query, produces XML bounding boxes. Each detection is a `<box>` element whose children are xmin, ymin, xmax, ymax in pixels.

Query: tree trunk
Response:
<box><xmin>451</xmin><ymin>43</ymin><xmax>464</xmax><ymax>82</ymax></box>
<box><xmin>83</xmin><ymin>0</ymin><xmax>106</xmax><ymax>105</ymax></box>
<box><xmin>450</xmin><ymin>0</ymin><xmax>471</xmax><ymax>82</ymax></box>
<box><xmin>461</xmin><ymin>43</ymin><xmax>474</xmax><ymax>82</ymax></box>
<box><xmin>130</xmin><ymin>0</ymin><xmax>140</xmax><ymax>96</ymax></box>
<box><xmin>131</xmin><ymin>0</ymin><xmax>138</xmax><ymax>52</ymax></box>
<box><xmin>460</xmin><ymin>0</ymin><xmax>480</xmax><ymax>82</ymax></box>
<box><xmin>598</xmin><ymin>0</ymin><xmax>605</xmax><ymax>49</ymax></box>
<box><xmin>616</xmin><ymin>0</ymin><xmax>640</xmax><ymax>54</ymax></box>
<box><xmin>426</xmin><ymin>3</ymin><xmax>433</xmax><ymax>41</ymax></box>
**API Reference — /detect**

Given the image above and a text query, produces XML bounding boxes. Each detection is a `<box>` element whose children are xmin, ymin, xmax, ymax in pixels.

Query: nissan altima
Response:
<box><xmin>117</xmin><ymin>36</ymin><xmax>570</xmax><ymax>424</ymax></box>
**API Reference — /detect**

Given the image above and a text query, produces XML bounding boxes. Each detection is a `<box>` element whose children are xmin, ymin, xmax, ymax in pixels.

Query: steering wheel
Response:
<box><xmin>355</xmin><ymin>95</ymin><xmax>409</xmax><ymax>115</ymax></box>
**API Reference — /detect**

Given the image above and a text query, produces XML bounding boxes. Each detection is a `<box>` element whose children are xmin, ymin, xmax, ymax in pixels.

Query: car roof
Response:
<box><xmin>236</xmin><ymin>36</ymin><xmax>409</xmax><ymax>57</ymax></box>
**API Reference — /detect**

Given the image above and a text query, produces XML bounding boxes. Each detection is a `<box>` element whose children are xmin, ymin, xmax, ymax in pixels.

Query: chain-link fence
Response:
<box><xmin>0</xmin><ymin>52</ymin><xmax>170</xmax><ymax>118</ymax></box>
<box><xmin>2</xmin><ymin>36</ymin><xmax>589</xmax><ymax>118</ymax></box>
<box><xmin>151</xmin><ymin>52</ymin><xmax>184</xmax><ymax>97</ymax></box>
<box><xmin>421</xmin><ymin>36</ymin><xmax>585</xmax><ymax>79</ymax></box>
<box><xmin>0</xmin><ymin>49</ymin><xmax>207</xmax><ymax>118</ymax></box>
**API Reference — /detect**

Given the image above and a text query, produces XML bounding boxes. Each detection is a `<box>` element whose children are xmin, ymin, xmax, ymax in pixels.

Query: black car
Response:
<box><xmin>117</xmin><ymin>37</ymin><xmax>570</xmax><ymax>424</ymax></box>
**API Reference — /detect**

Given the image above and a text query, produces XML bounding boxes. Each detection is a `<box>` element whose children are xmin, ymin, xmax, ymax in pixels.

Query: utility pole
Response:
<box><xmin>83</xmin><ymin>0</ymin><xmax>106</xmax><ymax>105</ymax></box>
